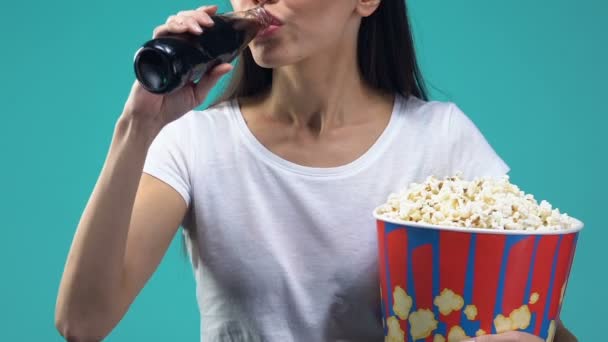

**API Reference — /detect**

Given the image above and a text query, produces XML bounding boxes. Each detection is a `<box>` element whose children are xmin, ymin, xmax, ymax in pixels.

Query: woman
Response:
<box><xmin>55</xmin><ymin>0</ymin><xmax>578</xmax><ymax>341</ymax></box>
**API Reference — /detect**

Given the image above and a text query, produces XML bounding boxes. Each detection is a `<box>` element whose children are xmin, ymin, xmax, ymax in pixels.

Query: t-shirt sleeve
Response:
<box><xmin>142</xmin><ymin>121</ymin><xmax>192</xmax><ymax>206</ymax></box>
<box><xmin>447</xmin><ymin>103</ymin><xmax>510</xmax><ymax>179</ymax></box>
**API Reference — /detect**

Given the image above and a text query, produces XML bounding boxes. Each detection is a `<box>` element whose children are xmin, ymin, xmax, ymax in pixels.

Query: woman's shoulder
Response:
<box><xmin>192</xmin><ymin>99</ymin><xmax>237</xmax><ymax>122</ymax></box>
<box><xmin>396</xmin><ymin>95</ymin><xmax>465</xmax><ymax>130</ymax></box>
<box><xmin>149</xmin><ymin>99</ymin><xmax>240</xmax><ymax>155</ymax></box>
<box><xmin>399</xmin><ymin>94</ymin><xmax>458</xmax><ymax>118</ymax></box>
<box><xmin>164</xmin><ymin>99</ymin><xmax>238</xmax><ymax>132</ymax></box>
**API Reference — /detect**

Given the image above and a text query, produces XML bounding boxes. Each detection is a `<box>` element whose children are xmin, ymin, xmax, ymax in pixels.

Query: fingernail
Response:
<box><xmin>193</xmin><ymin>25</ymin><xmax>203</xmax><ymax>33</ymax></box>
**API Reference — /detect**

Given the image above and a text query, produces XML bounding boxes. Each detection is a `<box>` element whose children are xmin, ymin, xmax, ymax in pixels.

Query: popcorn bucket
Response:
<box><xmin>374</xmin><ymin>211</ymin><xmax>583</xmax><ymax>342</ymax></box>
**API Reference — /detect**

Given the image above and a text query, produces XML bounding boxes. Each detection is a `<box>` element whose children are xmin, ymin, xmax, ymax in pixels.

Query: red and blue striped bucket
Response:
<box><xmin>374</xmin><ymin>210</ymin><xmax>583</xmax><ymax>342</ymax></box>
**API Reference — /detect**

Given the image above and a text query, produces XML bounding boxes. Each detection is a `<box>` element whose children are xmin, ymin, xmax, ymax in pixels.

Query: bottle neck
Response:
<box><xmin>223</xmin><ymin>6</ymin><xmax>272</xmax><ymax>30</ymax></box>
<box><xmin>249</xmin><ymin>7</ymin><xmax>272</xmax><ymax>29</ymax></box>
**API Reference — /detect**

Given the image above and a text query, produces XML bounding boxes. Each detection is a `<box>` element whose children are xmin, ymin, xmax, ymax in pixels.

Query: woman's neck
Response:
<box><xmin>255</xmin><ymin>31</ymin><xmax>390</xmax><ymax>136</ymax></box>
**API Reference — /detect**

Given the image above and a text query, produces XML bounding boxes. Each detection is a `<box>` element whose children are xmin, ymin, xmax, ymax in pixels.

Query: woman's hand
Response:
<box><xmin>554</xmin><ymin>321</ymin><xmax>578</xmax><ymax>342</ymax></box>
<box><xmin>461</xmin><ymin>321</ymin><xmax>577</xmax><ymax>342</ymax></box>
<box><xmin>464</xmin><ymin>331</ymin><xmax>543</xmax><ymax>341</ymax></box>
<box><xmin>122</xmin><ymin>5</ymin><xmax>233</xmax><ymax>130</ymax></box>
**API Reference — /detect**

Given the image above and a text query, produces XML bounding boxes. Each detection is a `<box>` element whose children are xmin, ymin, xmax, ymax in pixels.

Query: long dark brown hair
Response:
<box><xmin>212</xmin><ymin>0</ymin><xmax>428</xmax><ymax>104</ymax></box>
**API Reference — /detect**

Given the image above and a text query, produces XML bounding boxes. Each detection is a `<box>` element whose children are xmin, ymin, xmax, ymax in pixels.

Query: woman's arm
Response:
<box><xmin>55</xmin><ymin>116</ymin><xmax>188</xmax><ymax>341</ymax></box>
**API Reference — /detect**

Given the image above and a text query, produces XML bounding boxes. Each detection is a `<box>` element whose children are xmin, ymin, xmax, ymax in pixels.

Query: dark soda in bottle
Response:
<box><xmin>133</xmin><ymin>6</ymin><xmax>271</xmax><ymax>94</ymax></box>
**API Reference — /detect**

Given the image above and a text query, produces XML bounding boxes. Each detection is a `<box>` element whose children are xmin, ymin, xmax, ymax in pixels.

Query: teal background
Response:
<box><xmin>0</xmin><ymin>0</ymin><xmax>605</xmax><ymax>340</ymax></box>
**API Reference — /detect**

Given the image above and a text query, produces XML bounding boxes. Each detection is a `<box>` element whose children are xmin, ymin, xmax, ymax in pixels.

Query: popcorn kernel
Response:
<box><xmin>434</xmin><ymin>334</ymin><xmax>446</xmax><ymax>342</ymax></box>
<box><xmin>546</xmin><ymin>320</ymin><xmax>556</xmax><ymax>342</ymax></box>
<box><xmin>447</xmin><ymin>325</ymin><xmax>469</xmax><ymax>342</ymax></box>
<box><xmin>387</xmin><ymin>316</ymin><xmax>405</xmax><ymax>342</ymax></box>
<box><xmin>393</xmin><ymin>286</ymin><xmax>413</xmax><ymax>320</ymax></box>
<box><xmin>434</xmin><ymin>288</ymin><xmax>464</xmax><ymax>316</ymax></box>
<box><xmin>494</xmin><ymin>314</ymin><xmax>513</xmax><ymax>334</ymax></box>
<box><xmin>464</xmin><ymin>305</ymin><xmax>478</xmax><ymax>320</ymax></box>
<box><xmin>529</xmin><ymin>292</ymin><xmax>540</xmax><ymax>305</ymax></box>
<box><xmin>409</xmin><ymin>309</ymin><xmax>438</xmax><ymax>340</ymax></box>
<box><xmin>510</xmin><ymin>305</ymin><xmax>532</xmax><ymax>330</ymax></box>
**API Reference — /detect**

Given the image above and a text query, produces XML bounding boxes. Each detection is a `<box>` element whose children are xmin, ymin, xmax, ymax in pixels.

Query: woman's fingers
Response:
<box><xmin>152</xmin><ymin>5</ymin><xmax>219</xmax><ymax>38</ymax></box>
<box><xmin>152</xmin><ymin>18</ymin><xmax>188</xmax><ymax>38</ymax></box>
<box><xmin>180</xmin><ymin>7</ymin><xmax>217</xmax><ymax>27</ymax></box>
<box><xmin>196</xmin><ymin>5</ymin><xmax>219</xmax><ymax>14</ymax></box>
<box><xmin>465</xmin><ymin>331</ymin><xmax>543</xmax><ymax>342</ymax></box>
<box><xmin>193</xmin><ymin>63</ymin><xmax>233</xmax><ymax>105</ymax></box>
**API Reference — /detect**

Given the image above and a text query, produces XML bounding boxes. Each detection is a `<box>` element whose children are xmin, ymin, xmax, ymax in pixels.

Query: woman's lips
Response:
<box><xmin>266</xmin><ymin>10</ymin><xmax>284</xmax><ymax>26</ymax></box>
<box><xmin>257</xmin><ymin>11</ymin><xmax>283</xmax><ymax>38</ymax></box>
<box><xmin>257</xmin><ymin>24</ymin><xmax>282</xmax><ymax>38</ymax></box>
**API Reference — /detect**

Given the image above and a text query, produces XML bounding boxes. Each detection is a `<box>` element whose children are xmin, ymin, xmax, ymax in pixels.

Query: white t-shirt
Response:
<box><xmin>142</xmin><ymin>94</ymin><xmax>509</xmax><ymax>341</ymax></box>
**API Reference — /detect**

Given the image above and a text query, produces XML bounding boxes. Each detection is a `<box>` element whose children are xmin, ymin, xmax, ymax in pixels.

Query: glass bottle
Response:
<box><xmin>133</xmin><ymin>6</ymin><xmax>271</xmax><ymax>94</ymax></box>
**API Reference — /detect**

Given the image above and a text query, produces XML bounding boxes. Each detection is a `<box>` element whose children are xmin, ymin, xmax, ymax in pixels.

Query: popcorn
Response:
<box><xmin>434</xmin><ymin>334</ymin><xmax>446</xmax><ymax>342</ymax></box>
<box><xmin>494</xmin><ymin>314</ymin><xmax>513</xmax><ymax>334</ymax></box>
<box><xmin>393</xmin><ymin>286</ymin><xmax>413</xmax><ymax>320</ymax></box>
<box><xmin>493</xmin><ymin>305</ymin><xmax>532</xmax><ymax>334</ymax></box>
<box><xmin>529</xmin><ymin>292</ymin><xmax>540</xmax><ymax>305</ymax></box>
<box><xmin>546</xmin><ymin>320</ymin><xmax>556</xmax><ymax>342</ymax></box>
<box><xmin>409</xmin><ymin>309</ymin><xmax>438</xmax><ymax>340</ymax></box>
<box><xmin>476</xmin><ymin>329</ymin><xmax>487</xmax><ymax>337</ymax></box>
<box><xmin>464</xmin><ymin>305</ymin><xmax>478</xmax><ymax>320</ymax></box>
<box><xmin>434</xmin><ymin>288</ymin><xmax>464</xmax><ymax>316</ymax></box>
<box><xmin>447</xmin><ymin>325</ymin><xmax>469</xmax><ymax>342</ymax></box>
<box><xmin>387</xmin><ymin>316</ymin><xmax>405</xmax><ymax>342</ymax></box>
<box><xmin>510</xmin><ymin>305</ymin><xmax>532</xmax><ymax>330</ymax></box>
<box><xmin>376</xmin><ymin>174</ymin><xmax>577</xmax><ymax>231</ymax></box>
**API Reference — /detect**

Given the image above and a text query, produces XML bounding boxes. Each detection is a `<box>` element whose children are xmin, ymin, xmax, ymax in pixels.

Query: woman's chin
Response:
<box><xmin>250</xmin><ymin>48</ymin><xmax>297</xmax><ymax>69</ymax></box>
<box><xmin>251</xmin><ymin>56</ymin><xmax>288</xmax><ymax>69</ymax></box>
<box><xmin>252</xmin><ymin>60</ymin><xmax>276</xmax><ymax>69</ymax></box>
